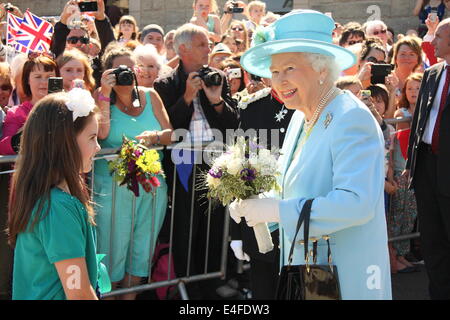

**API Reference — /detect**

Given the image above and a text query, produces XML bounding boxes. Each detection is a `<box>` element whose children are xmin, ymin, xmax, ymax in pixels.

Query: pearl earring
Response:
<box><xmin>319</xmin><ymin>80</ymin><xmax>324</xmax><ymax>85</ymax></box>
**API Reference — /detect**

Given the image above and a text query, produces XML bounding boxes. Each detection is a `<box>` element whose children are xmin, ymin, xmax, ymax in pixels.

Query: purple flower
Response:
<box><xmin>208</xmin><ymin>167</ymin><xmax>223</xmax><ymax>179</ymax></box>
<box><xmin>128</xmin><ymin>160</ymin><xmax>136</xmax><ymax>172</ymax></box>
<box><xmin>134</xmin><ymin>149</ymin><xmax>143</xmax><ymax>157</ymax></box>
<box><xmin>240</xmin><ymin>168</ymin><xmax>256</xmax><ymax>181</ymax></box>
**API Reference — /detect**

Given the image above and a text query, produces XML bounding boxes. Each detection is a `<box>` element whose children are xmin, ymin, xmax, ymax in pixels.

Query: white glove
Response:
<box><xmin>229</xmin><ymin>198</ymin><xmax>280</xmax><ymax>227</ymax></box>
<box><xmin>230</xmin><ymin>240</ymin><xmax>250</xmax><ymax>261</ymax></box>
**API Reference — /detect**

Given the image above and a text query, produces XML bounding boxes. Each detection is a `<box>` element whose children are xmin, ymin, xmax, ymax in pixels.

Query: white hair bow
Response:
<box><xmin>65</xmin><ymin>88</ymin><xmax>96</xmax><ymax>121</ymax></box>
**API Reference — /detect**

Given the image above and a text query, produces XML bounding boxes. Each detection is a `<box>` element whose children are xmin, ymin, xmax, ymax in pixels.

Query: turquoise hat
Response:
<box><xmin>241</xmin><ymin>10</ymin><xmax>356</xmax><ymax>79</ymax></box>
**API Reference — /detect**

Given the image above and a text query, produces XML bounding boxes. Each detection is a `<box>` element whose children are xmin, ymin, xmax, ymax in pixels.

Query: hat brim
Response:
<box><xmin>241</xmin><ymin>39</ymin><xmax>356</xmax><ymax>78</ymax></box>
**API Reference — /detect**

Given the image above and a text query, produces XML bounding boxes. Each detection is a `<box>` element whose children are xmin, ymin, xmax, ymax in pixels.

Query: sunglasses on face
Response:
<box><xmin>347</xmin><ymin>39</ymin><xmax>363</xmax><ymax>46</ymax></box>
<box><xmin>366</xmin><ymin>56</ymin><xmax>385</xmax><ymax>64</ymax></box>
<box><xmin>372</xmin><ymin>29</ymin><xmax>387</xmax><ymax>36</ymax></box>
<box><xmin>231</xmin><ymin>27</ymin><xmax>243</xmax><ymax>31</ymax></box>
<box><xmin>0</xmin><ymin>84</ymin><xmax>12</xmax><ymax>91</ymax></box>
<box><xmin>27</xmin><ymin>51</ymin><xmax>55</xmax><ymax>60</ymax></box>
<box><xmin>67</xmin><ymin>36</ymin><xmax>90</xmax><ymax>45</ymax></box>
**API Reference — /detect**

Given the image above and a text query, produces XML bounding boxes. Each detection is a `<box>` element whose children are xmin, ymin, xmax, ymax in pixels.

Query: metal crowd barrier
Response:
<box><xmin>0</xmin><ymin>142</ymin><xmax>230</xmax><ymax>300</ymax></box>
<box><xmin>0</xmin><ymin>117</ymin><xmax>419</xmax><ymax>299</ymax></box>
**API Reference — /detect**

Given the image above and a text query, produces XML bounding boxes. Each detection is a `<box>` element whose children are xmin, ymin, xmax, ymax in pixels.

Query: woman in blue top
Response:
<box><xmin>94</xmin><ymin>45</ymin><xmax>173</xmax><ymax>300</ymax></box>
<box><xmin>8</xmin><ymin>90</ymin><xmax>101</xmax><ymax>300</ymax></box>
<box><xmin>230</xmin><ymin>10</ymin><xmax>392</xmax><ymax>299</ymax></box>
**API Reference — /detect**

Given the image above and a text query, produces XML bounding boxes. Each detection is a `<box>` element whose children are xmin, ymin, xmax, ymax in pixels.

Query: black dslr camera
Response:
<box><xmin>371</xmin><ymin>63</ymin><xmax>394</xmax><ymax>85</ymax></box>
<box><xmin>197</xmin><ymin>66</ymin><xmax>222</xmax><ymax>87</ymax></box>
<box><xmin>227</xmin><ymin>1</ymin><xmax>244</xmax><ymax>13</ymax></box>
<box><xmin>112</xmin><ymin>65</ymin><xmax>134</xmax><ymax>86</ymax></box>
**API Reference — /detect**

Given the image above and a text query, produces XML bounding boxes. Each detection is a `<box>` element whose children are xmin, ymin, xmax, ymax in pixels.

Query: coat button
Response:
<box><xmin>280</xmin><ymin>128</ymin><xmax>285</xmax><ymax>133</ymax></box>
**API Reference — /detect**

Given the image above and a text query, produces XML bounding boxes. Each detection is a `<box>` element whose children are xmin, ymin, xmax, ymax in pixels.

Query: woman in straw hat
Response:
<box><xmin>229</xmin><ymin>10</ymin><xmax>392</xmax><ymax>300</ymax></box>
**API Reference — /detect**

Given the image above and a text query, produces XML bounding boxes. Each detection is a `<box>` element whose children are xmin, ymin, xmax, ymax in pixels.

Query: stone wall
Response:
<box><xmin>9</xmin><ymin>0</ymin><xmax>420</xmax><ymax>35</ymax></box>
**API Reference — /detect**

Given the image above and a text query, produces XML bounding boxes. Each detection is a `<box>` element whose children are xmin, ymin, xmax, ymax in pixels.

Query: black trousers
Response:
<box><xmin>249</xmin><ymin>245</ymin><xmax>280</xmax><ymax>299</ymax></box>
<box><xmin>413</xmin><ymin>143</ymin><xmax>450</xmax><ymax>300</ymax></box>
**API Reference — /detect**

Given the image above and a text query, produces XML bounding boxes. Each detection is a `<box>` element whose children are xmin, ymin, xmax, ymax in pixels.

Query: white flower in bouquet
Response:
<box><xmin>227</xmin><ymin>157</ymin><xmax>243</xmax><ymax>175</ymax></box>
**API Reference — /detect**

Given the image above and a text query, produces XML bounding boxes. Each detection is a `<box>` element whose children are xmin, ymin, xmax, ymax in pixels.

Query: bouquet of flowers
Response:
<box><xmin>109</xmin><ymin>136</ymin><xmax>163</xmax><ymax>197</ymax></box>
<box><xmin>205</xmin><ymin>137</ymin><xmax>281</xmax><ymax>253</ymax></box>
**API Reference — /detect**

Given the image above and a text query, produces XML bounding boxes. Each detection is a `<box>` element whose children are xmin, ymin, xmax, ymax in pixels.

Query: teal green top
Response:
<box><xmin>207</xmin><ymin>14</ymin><xmax>215</xmax><ymax>32</ymax></box>
<box><xmin>95</xmin><ymin>91</ymin><xmax>163</xmax><ymax>176</ymax></box>
<box><xmin>13</xmin><ymin>188</ymin><xmax>98</xmax><ymax>300</ymax></box>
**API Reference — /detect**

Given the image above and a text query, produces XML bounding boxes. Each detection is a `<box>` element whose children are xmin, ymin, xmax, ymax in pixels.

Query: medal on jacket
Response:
<box><xmin>275</xmin><ymin>105</ymin><xmax>288</xmax><ymax>122</ymax></box>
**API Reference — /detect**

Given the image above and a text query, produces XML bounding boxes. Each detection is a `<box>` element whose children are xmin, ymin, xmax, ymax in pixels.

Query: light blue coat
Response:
<box><xmin>277</xmin><ymin>92</ymin><xmax>392</xmax><ymax>300</ymax></box>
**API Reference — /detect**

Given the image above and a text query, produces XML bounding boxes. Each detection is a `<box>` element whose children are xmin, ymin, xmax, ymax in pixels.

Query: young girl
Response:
<box><xmin>116</xmin><ymin>15</ymin><xmax>139</xmax><ymax>44</ymax></box>
<box><xmin>245</xmin><ymin>1</ymin><xmax>266</xmax><ymax>32</ymax></box>
<box><xmin>8</xmin><ymin>90</ymin><xmax>102</xmax><ymax>299</ymax></box>
<box><xmin>56</xmin><ymin>49</ymin><xmax>96</xmax><ymax>93</ymax></box>
<box><xmin>190</xmin><ymin>0</ymin><xmax>222</xmax><ymax>43</ymax></box>
<box><xmin>389</xmin><ymin>73</ymin><xmax>422</xmax><ymax>273</ymax></box>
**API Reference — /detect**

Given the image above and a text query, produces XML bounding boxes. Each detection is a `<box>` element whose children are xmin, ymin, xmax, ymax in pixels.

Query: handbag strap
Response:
<box><xmin>287</xmin><ymin>199</ymin><xmax>313</xmax><ymax>266</ymax></box>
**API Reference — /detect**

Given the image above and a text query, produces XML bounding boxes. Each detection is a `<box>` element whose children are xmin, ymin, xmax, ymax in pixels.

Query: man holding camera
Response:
<box><xmin>154</xmin><ymin>23</ymin><xmax>239</xmax><ymax>299</ymax></box>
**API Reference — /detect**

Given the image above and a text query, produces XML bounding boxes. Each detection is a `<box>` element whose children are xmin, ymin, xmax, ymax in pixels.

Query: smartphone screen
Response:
<box><xmin>78</xmin><ymin>1</ymin><xmax>98</xmax><ymax>12</ymax></box>
<box><xmin>48</xmin><ymin>77</ymin><xmax>64</xmax><ymax>94</ymax></box>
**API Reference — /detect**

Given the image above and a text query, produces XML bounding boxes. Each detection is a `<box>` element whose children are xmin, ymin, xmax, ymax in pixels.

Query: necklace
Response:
<box><xmin>292</xmin><ymin>87</ymin><xmax>341</xmax><ymax>158</ymax></box>
<box><xmin>304</xmin><ymin>87</ymin><xmax>339</xmax><ymax>132</ymax></box>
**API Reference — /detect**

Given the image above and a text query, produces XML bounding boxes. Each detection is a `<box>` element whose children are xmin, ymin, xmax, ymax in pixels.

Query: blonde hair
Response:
<box><xmin>192</xmin><ymin>0</ymin><xmax>218</xmax><ymax>14</ymax></box>
<box><xmin>247</xmin><ymin>1</ymin><xmax>266</xmax><ymax>15</ymax></box>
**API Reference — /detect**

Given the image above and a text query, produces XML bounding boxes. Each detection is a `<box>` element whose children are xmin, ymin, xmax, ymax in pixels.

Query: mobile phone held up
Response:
<box><xmin>78</xmin><ymin>1</ymin><xmax>98</xmax><ymax>12</ymax></box>
<box><xmin>429</xmin><ymin>9</ymin><xmax>438</xmax><ymax>22</ymax></box>
<box><xmin>371</xmin><ymin>64</ymin><xmax>394</xmax><ymax>85</ymax></box>
<box><xmin>48</xmin><ymin>77</ymin><xmax>64</xmax><ymax>94</ymax></box>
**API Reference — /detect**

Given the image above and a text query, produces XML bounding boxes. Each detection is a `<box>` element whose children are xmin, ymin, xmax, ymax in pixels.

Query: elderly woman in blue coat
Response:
<box><xmin>230</xmin><ymin>10</ymin><xmax>392</xmax><ymax>300</ymax></box>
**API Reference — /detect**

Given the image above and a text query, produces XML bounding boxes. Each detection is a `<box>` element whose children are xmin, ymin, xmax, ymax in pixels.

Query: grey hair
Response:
<box><xmin>302</xmin><ymin>52</ymin><xmax>341</xmax><ymax>84</ymax></box>
<box><xmin>173</xmin><ymin>23</ymin><xmax>208</xmax><ymax>56</ymax></box>
<box><xmin>133</xmin><ymin>44</ymin><xmax>163</xmax><ymax>70</ymax></box>
<box><xmin>364</xmin><ymin>20</ymin><xmax>388</xmax><ymax>36</ymax></box>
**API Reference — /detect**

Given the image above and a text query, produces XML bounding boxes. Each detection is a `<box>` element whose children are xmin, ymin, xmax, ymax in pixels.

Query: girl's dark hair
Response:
<box><xmin>398</xmin><ymin>73</ymin><xmax>423</xmax><ymax>110</ymax></box>
<box><xmin>22</xmin><ymin>56</ymin><xmax>59</xmax><ymax>98</ymax></box>
<box><xmin>367</xmin><ymin>84</ymin><xmax>389</xmax><ymax>112</ymax></box>
<box><xmin>7</xmin><ymin>93</ymin><xmax>96</xmax><ymax>247</ymax></box>
<box><xmin>359</xmin><ymin>37</ymin><xmax>386</xmax><ymax>62</ymax></box>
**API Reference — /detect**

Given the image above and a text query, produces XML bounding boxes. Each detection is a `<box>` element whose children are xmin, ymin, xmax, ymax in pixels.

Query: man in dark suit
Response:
<box><xmin>154</xmin><ymin>23</ymin><xmax>239</xmax><ymax>299</ymax></box>
<box><xmin>406</xmin><ymin>18</ymin><xmax>450</xmax><ymax>299</ymax></box>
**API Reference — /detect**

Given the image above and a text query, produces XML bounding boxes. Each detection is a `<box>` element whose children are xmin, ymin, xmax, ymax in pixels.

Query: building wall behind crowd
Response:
<box><xmin>11</xmin><ymin>0</ymin><xmax>418</xmax><ymax>35</ymax></box>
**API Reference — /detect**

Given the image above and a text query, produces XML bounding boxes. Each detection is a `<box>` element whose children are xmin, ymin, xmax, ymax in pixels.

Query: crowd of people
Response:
<box><xmin>0</xmin><ymin>0</ymin><xmax>449</xmax><ymax>300</ymax></box>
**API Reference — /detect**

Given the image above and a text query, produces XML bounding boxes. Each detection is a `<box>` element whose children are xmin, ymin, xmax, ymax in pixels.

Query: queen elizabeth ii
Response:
<box><xmin>230</xmin><ymin>10</ymin><xmax>392</xmax><ymax>300</ymax></box>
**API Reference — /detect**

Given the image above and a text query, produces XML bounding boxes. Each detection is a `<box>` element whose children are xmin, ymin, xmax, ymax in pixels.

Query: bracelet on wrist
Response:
<box><xmin>98</xmin><ymin>92</ymin><xmax>111</xmax><ymax>102</ymax></box>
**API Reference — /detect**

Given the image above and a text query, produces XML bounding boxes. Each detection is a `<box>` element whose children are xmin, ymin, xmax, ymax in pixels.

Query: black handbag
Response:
<box><xmin>275</xmin><ymin>199</ymin><xmax>341</xmax><ymax>300</ymax></box>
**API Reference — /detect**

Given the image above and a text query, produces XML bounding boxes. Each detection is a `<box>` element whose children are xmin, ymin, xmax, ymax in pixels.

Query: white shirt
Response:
<box><xmin>422</xmin><ymin>62</ymin><xmax>449</xmax><ymax>144</ymax></box>
<box><xmin>188</xmin><ymin>96</ymin><xmax>214</xmax><ymax>142</ymax></box>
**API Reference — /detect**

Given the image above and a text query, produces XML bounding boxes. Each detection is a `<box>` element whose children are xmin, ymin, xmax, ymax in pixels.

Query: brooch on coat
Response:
<box><xmin>324</xmin><ymin>112</ymin><xmax>333</xmax><ymax>129</ymax></box>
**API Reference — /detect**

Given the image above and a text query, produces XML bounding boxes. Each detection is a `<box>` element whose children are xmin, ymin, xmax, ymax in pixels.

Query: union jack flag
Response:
<box><xmin>14</xmin><ymin>10</ymin><xmax>54</xmax><ymax>53</ymax></box>
<box><xmin>6</xmin><ymin>13</ymin><xmax>27</xmax><ymax>52</ymax></box>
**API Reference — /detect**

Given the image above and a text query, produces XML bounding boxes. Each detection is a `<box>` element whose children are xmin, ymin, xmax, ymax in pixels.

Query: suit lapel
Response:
<box><xmin>427</xmin><ymin>64</ymin><xmax>444</xmax><ymax>112</ymax></box>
